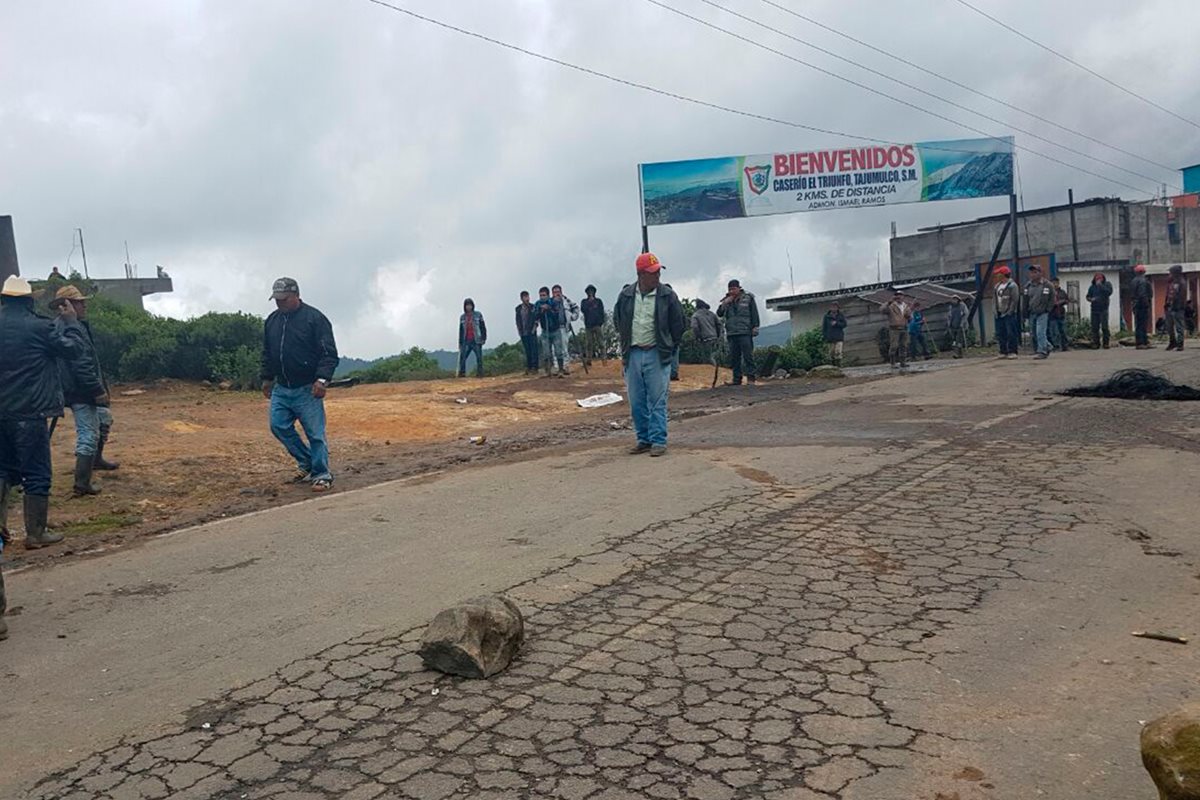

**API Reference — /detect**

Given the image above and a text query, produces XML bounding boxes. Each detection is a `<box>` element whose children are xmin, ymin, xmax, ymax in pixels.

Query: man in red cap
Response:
<box><xmin>1086</xmin><ymin>272</ymin><xmax>1113</xmax><ymax>349</ymax></box>
<box><xmin>1131</xmin><ymin>265</ymin><xmax>1152</xmax><ymax>349</ymax></box>
<box><xmin>993</xmin><ymin>266</ymin><xmax>1020</xmax><ymax>359</ymax></box>
<box><xmin>612</xmin><ymin>252</ymin><xmax>685</xmax><ymax>456</ymax></box>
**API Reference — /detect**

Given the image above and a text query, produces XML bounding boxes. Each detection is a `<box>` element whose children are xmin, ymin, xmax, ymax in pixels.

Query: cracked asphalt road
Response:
<box><xmin>5</xmin><ymin>349</ymin><xmax>1200</xmax><ymax>799</ymax></box>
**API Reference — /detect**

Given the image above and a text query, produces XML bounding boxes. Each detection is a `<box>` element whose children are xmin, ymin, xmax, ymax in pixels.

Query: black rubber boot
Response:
<box><xmin>23</xmin><ymin>494</ymin><xmax>63</xmax><ymax>549</ymax></box>
<box><xmin>0</xmin><ymin>567</ymin><xmax>8</xmax><ymax>641</ymax></box>
<box><xmin>0</xmin><ymin>479</ymin><xmax>11</xmax><ymax>547</ymax></box>
<box><xmin>73</xmin><ymin>455</ymin><xmax>101</xmax><ymax>497</ymax></box>
<box><xmin>94</xmin><ymin>426</ymin><xmax>120</xmax><ymax>471</ymax></box>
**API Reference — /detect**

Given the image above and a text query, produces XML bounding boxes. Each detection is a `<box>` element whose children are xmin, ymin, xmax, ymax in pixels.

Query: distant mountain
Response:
<box><xmin>335</xmin><ymin>356</ymin><xmax>377</xmax><ymax>377</ymax></box>
<box><xmin>755</xmin><ymin>320</ymin><xmax>792</xmax><ymax>348</ymax></box>
<box><xmin>335</xmin><ymin>349</ymin><xmax>484</xmax><ymax>377</ymax></box>
<box><xmin>924</xmin><ymin>152</ymin><xmax>1012</xmax><ymax>201</ymax></box>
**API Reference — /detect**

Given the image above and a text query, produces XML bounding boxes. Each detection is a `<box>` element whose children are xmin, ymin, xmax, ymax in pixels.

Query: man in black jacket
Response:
<box><xmin>1131</xmin><ymin>265</ymin><xmax>1153</xmax><ymax>349</ymax></box>
<box><xmin>0</xmin><ymin>277</ymin><xmax>93</xmax><ymax>561</ymax></box>
<box><xmin>580</xmin><ymin>285</ymin><xmax>606</xmax><ymax>367</ymax></box>
<box><xmin>717</xmin><ymin>279</ymin><xmax>760</xmax><ymax>385</ymax></box>
<box><xmin>514</xmin><ymin>291</ymin><xmax>540</xmax><ymax>375</ymax></box>
<box><xmin>821</xmin><ymin>303</ymin><xmax>847</xmax><ymax>366</ymax></box>
<box><xmin>612</xmin><ymin>253</ymin><xmax>685</xmax><ymax>457</ymax></box>
<box><xmin>51</xmin><ymin>285</ymin><xmax>114</xmax><ymax>497</ymax></box>
<box><xmin>260</xmin><ymin>277</ymin><xmax>340</xmax><ymax>492</ymax></box>
<box><xmin>1086</xmin><ymin>273</ymin><xmax>1113</xmax><ymax>349</ymax></box>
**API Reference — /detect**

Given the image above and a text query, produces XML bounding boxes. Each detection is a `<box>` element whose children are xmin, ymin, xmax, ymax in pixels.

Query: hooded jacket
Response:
<box><xmin>1166</xmin><ymin>275</ymin><xmax>1187</xmax><ymax>312</ymax></box>
<box><xmin>822</xmin><ymin>309</ymin><xmax>847</xmax><ymax>342</ymax></box>
<box><xmin>1131</xmin><ymin>273</ymin><xmax>1153</xmax><ymax>307</ymax></box>
<box><xmin>459</xmin><ymin>310</ymin><xmax>487</xmax><ymax>348</ymax></box>
<box><xmin>613</xmin><ymin>282</ymin><xmax>685</xmax><ymax>364</ymax></box>
<box><xmin>0</xmin><ymin>297</ymin><xmax>91</xmax><ymax>420</ymax></box>
<box><xmin>1086</xmin><ymin>278</ymin><xmax>1112</xmax><ymax>309</ymax></box>
<box><xmin>580</xmin><ymin>296</ymin><xmax>606</xmax><ymax>329</ymax></box>
<box><xmin>260</xmin><ymin>302</ymin><xmax>340</xmax><ymax>389</ymax></box>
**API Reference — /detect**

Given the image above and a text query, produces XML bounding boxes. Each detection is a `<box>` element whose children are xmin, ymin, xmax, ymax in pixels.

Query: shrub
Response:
<box><xmin>208</xmin><ymin>345</ymin><xmax>262</xmax><ymax>390</ymax></box>
<box><xmin>355</xmin><ymin>348</ymin><xmax>448</xmax><ymax>383</ymax></box>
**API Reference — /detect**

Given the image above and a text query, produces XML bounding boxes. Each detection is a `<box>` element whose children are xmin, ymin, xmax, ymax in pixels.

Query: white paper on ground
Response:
<box><xmin>576</xmin><ymin>392</ymin><xmax>624</xmax><ymax>408</ymax></box>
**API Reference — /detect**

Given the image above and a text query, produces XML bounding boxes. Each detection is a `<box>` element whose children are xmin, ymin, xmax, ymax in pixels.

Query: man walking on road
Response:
<box><xmin>821</xmin><ymin>302</ymin><xmax>847</xmax><ymax>366</ymax></box>
<box><xmin>1050</xmin><ymin>277</ymin><xmax>1071</xmax><ymax>352</ymax></box>
<box><xmin>1025</xmin><ymin>265</ymin><xmax>1055</xmax><ymax>360</ymax></box>
<box><xmin>885</xmin><ymin>290</ymin><xmax>911</xmax><ymax>369</ymax></box>
<box><xmin>1086</xmin><ymin>273</ymin><xmax>1113</xmax><ymax>349</ymax></box>
<box><xmin>718</xmin><ymin>279</ymin><xmax>759</xmax><ymax>386</ymax></box>
<box><xmin>0</xmin><ymin>276</ymin><xmax>94</xmax><ymax>557</ymax></box>
<box><xmin>993</xmin><ymin>266</ymin><xmax>1020</xmax><ymax>359</ymax></box>
<box><xmin>580</xmin><ymin>285</ymin><xmax>606</xmax><ymax>367</ymax></box>
<box><xmin>947</xmin><ymin>296</ymin><xmax>969</xmax><ymax>358</ymax></box>
<box><xmin>613</xmin><ymin>252</ymin><xmax>685</xmax><ymax>457</ymax></box>
<box><xmin>49</xmin><ymin>286</ymin><xmax>115</xmax><ymax>497</ymax></box>
<box><xmin>515</xmin><ymin>291</ymin><xmax>539</xmax><ymax>375</ymax></box>
<box><xmin>1132</xmin><ymin>264</ymin><xmax>1153</xmax><ymax>349</ymax></box>
<box><xmin>261</xmin><ymin>277</ymin><xmax>340</xmax><ymax>493</ymax></box>
<box><xmin>457</xmin><ymin>298</ymin><xmax>487</xmax><ymax>378</ymax></box>
<box><xmin>1165</xmin><ymin>265</ymin><xmax>1187</xmax><ymax>351</ymax></box>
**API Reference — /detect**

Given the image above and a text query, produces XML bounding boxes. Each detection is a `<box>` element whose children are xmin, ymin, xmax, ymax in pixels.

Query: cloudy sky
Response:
<box><xmin>3</xmin><ymin>0</ymin><xmax>1198</xmax><ymax>358</ymax></box>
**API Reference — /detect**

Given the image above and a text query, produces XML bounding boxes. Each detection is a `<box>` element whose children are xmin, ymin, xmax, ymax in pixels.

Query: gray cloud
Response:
<box><xmin>2</xmin><ymin>0</ymin><xmax>1197</xmax><ymax>357</ymax></box>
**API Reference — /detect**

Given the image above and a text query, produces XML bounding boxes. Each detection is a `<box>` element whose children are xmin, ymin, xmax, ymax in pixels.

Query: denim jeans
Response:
<box><xmin>727</xmin><ymin>334</ymin><xmax>756</xmax><ymax>383</ymax></box>
<box><xmin>541</xmin><ymin>328</ymin><xmax>566</xmax><ymax>369</ymax></box>
<box><xmin>1050</xmin><ymin>317</ymin><xmax>1069</xmax><ymax>350</ymax></box>
<box><xmin>625</xmin><ymin>347</ymin><xmax>670</xmax><ymax>446</ymax></box>
<box><xmin>909</xmin><ymin>331</ymin><xmax>930</xmax><ymax>359</ymax></box>
<box><xmin>1030</xmin><ymin>312</ymin><xmax>1050</xmax><ymax>355</ymax></box>
<box><xmin>520</xmin><ymin>334</ymin><xmax>540</xmax><ymax>370</ymax></box>
<box><xmin>995</xmin><ymin>314</ymin><xmax>1019</xmax><ymax>354</ymax></box>
<box><xmin>458</xmin><ymin>342</ymin><xmax>483</xmax><ymax>376</ymax></box>
<box><xmin>1167</xmin><ymin>309</ymin><xmax>1186</xmax><ymax>346</ymax></box>
<box><xmin>270</xmin><ymin>385</ymin><xmax>331</xmax><ymax>481</ymax></box>
<box><xmin>0</xmin><ymin>418</ymin><xmax>53</xmax><ymax>496</ymax></box>
<box><xmin>69</xmin><ymin>404</ymin><xmax>113</xmax><ymax>457</ymax></box>
<box><xmin>1134</xmin><ymin>304</ymin><xmax>1151</xmax><ymax>346</ymax></box>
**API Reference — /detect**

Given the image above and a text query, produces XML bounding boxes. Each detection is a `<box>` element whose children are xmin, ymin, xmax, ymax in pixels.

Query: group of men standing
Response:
<box><xmin>510</xmin><ymin>285</ymin><xmax>587</xmax><ymax>378</ymax></box>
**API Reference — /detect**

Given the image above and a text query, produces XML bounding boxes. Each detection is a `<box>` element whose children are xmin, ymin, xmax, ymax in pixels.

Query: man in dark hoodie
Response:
<box><xmin>821</xmin><ymin>302</ymin><xmax>847</xmax><ymax>366</ymax></box>
<box><xmin>1085</xmin><ymin>272</ymin><xmax>1113</xmax><ymax>349</ymax></box>
<box><xmin>1131</xmin><ymin>264</ymin><xmax>1153</xmax><ymax>349</ymax></box>
<box><xmin>261</xmin><ymin>277</ymin><xmax>340</xmax><ymax>493</ymax></box>
<box><xmin>612</xmin><ymin>253</ymin><xmax>685</xmax><ymax>457</ymax></box>
<box><xmin>580</xmin><ymin>285</ymin><xmax>606</xmax><ymax>367</ymax></box>
<box><xmin>458</xmin><ymin>298</ymin><xmax>487</xmax><ymax>377</ymax></box>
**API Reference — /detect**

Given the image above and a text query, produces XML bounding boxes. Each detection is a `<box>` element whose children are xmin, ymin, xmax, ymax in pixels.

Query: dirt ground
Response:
<box><xmin>6</xmin><ymin>361</ymin><xmax>846</xmax><ymax>568</ymax></box>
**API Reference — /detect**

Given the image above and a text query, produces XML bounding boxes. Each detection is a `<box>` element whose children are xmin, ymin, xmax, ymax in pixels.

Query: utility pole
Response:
<box><xmin>876</xmin><ymin>251</ymin><xmax>881</xmax><ymax>283</ymax></box>
<box><xmin>787</xmin><ymin>248</ymin><xmax>795</xmax><ymax>294</ymax></box>
<box><xmin>1067</xmin><ymin>189</ymin><xmax>1080</xmax><ymax>261</ymax></box>
<box><xmin>77</xmin><ymin>228</ymin><xmax>90</xmax><ymax>279</ymax></box>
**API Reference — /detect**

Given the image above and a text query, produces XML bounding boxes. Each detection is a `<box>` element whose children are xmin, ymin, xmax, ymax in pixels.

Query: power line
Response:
<box><xmin>949</xmin><ymin>0</ymin><xmax>1200</xmax><ymax>130</ymax></box>
<box><xmin>360</xmin><ymin>0</ymin><xmax>1154</xmax><ymax>197</ymax></box>
<box><xmin>652</xmin><ymin>0</ymin><xmax>1172</xmax><ymax>191</ymax></box>
<box><xmin>756</xmin><ymin>0</ymin><xmax>1178</xmax><ymax>174</ymax></box>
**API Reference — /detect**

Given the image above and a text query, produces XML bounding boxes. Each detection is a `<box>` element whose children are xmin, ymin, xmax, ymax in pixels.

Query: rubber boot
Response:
<box><xmin>73</xmin><ymin>455</ymin><xmax>101</xmax><ymax>497</ymax></box>
<box><xmin>0</xmin><ymin>478</ymin><xmax>11</xmax><ymax>546</ymax></box>
<box><xmin>0</xmin><ymin>567</ymin><xmax>8</xmax><ymax>641</ymax></box>
<box><xmin>23</xmin><ymin>494</ymin><xmax>63</xmax><ymax>549</ymax></box>
<box><xmin>94</xmin><ymin>426</ymin><xmax>120</xmax><ymax>471</ymax></box>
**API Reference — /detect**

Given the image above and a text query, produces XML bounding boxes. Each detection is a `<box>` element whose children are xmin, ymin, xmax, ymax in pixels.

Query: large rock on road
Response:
<box><xmin>1142</xmin><ymin>705</ymin><xmax>1200</xmax><ymax>799</ymax></box>
<box><xmin>418</xmin><ymin>594</ymin><xmax>525</xmax><ymax>679</ymax></box>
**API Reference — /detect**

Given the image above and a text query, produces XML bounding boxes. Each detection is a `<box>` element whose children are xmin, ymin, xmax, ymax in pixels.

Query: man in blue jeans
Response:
<box><xmin>1024</xmin><ymin>265</ymin><xmax>1055</xmax><ymax>360</ymax></box>
<box><xmin>612</xmin><ymin>252</ymin><xmax>685</xmax><ymax>457</ymax></box>
<box><xmin>514</xmin><ymin>291</ymin><xmax>540</xmax><ymax>374</ymax></box>
<box><xmin>260</xmin><ymin>277</ymin><xmax>340</xmax><ymax>492</ymax></box>
<box><xmin>458</xmin><ymin>298</ymin><xmax>487</xmax><ymax>377</ymax></box>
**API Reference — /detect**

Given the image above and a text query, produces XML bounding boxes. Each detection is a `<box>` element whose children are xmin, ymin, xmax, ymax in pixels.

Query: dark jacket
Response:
<box><xmin>612</xmin><ymin>282</ymin><xmax>686</xmax><ymax>364</ymax></box>
<box><xmin>691</xmin><ymin>307</ymin><xmax>721</xmax><ymax>342</ymax></box>
<box><xmin>458</xmin><ymin>310</ymin><xmax>487</xmax><ymax>348</ymax></box>
<box><xmin>1166</xmin><ymin>276</ymin><xmax>1187</xmax><ymax>312</ymax></box>
<box><xmin>0</xmin><ymin>297</ymin><xmax>91</xmax><ymax>420</ymax></box>
<box><xmin>1025</xmin><ymin>279</ymin><xmax>1056</xmax><ymax>315</ymax></box>
<box><xmin>534</xmin><ymin>298</ymin><xmax>562</xmax><ymax>333</ymax></box>
<box><xmin>717</xmin><ymin>290</ymin><xmax>760</xmax><ymax>337</ymax></box>
<box><xmin>514</xmin><ymin>302</ymin><xmax>538</xmax><ymax>337</ymax></box>
<box><xmin>821</xmin><ymin>310</ymin><xmax>847</xmax><ymax>342</ymax></box>
<box><xmin>260</xmin><ymin>303</ymin><xmax>339</xmax><ymax>389</ymax></box>
<box><xmin>948</xmin><ymin>301</ymin><xmax>968</xmax><ymax>330</ymax></box>
<box><xmin>1051</xmin><ymin>286</ymin><xmax>1069</xmax><ymax>319</ymax></box>
<box><xmin>1132</xmin><ymin>274</ymin><xmax>1153</xmax><ymax>307</ymax></box>
<box><xmin>1086</xmin><ymin>279</ymin><xmax>1113</xmax><ymax>309</ymax></box>
<box><xmin>56</xmin><ymin>318</ymin><xmax>107</xmax><ymax>407</ymax></box>
<box><xmin>994</xmin><ymin>279</ymin><xmax>1020</xmax><ymax>317</ymax></box>
<box><xmin>581</xmin><ymin>296</ymin><xmax>606</xmax><ymax>329</ymax></box>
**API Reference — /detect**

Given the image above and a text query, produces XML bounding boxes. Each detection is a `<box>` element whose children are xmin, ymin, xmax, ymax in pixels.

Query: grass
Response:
<box><xmin>56</xmin><ymin>513</ymin><xmax>144</xmax><ymax>536</ymax></box>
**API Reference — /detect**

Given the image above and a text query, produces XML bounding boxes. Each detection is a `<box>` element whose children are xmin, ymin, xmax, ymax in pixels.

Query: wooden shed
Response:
<box><xmin>767</xmin><ymin>280</ymin><xmax>976</xmax><ymax>365</ymax></box>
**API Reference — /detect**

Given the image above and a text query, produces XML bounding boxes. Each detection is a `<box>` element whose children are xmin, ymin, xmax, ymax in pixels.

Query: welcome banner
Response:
<box><xmin>639</xmin><ymin>137</ymin><xmax>1014</xmax><ymax>226</ymax></box>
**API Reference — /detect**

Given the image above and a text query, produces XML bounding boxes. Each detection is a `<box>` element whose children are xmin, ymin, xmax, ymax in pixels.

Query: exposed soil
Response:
<box><xmin>5</xmin><ymin>362</ymin><xmax>859</xmax><ymax>569</ymax></box>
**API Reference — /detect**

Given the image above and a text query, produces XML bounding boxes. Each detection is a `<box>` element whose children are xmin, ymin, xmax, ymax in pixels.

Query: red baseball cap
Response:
<box><xmin>636</xmin><ymin>252</ymin><xmax>664</xmax><ymax>273</ymax></box>
<box><xmin>1134</xmin><ymin>264</ymin><xmax>1146</xmax><ymax>274</ymax></box>
<box><xmin>995</xmin><ymin>266</ymin><xmax>1011</xmax><ymax>276</ymax></box>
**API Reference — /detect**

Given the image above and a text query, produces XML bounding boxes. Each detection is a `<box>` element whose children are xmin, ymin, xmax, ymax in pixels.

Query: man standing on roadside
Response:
<box><xmin>458</xmin><ymin>298</ymin><xmax>487</xmax><ymax>377</ymax></box>
<box><xmin>691</xmin><ymin>299</ymin><xmax>723</xmax><ymax>374</ymax></box>
<box><xmin>1086</xmin><ymin>273</ymin><xmax>1113</xmax><ymax>349</ymax></box>
<box><xmin>50</xmin><ymin>286</ymin><xmax>116</xmax><ymax>497</ymax></box>
<box><xmin>994</xmin><ymin>266</ymin><xmax>1020</xmax><ymax>359</ymax></box>
<box><xmin>613</xmin><ymin>253</ymin><xmax>685</xmax><ymax>457</ymax></box>
<box><xmin>535</xmin><ymin>286</ymin><xmax>566</xmax><ymax>377</ymax></box>
<box><xmin>514</xmin><ymin>291</ymin><xmax>539</xmax><ymax>375</ymax></box>
<box><xmin>1131</xmin><ymin>264</ymin><xmax>1153</xmax><ymax>349</ymax></box>
<box><xmin>551</xmin><ymin>285</ymin><xmax>579</xmax><ymax>375</ymax></box>
<box><xmin>908</xmin><ymin>301</ymin><xmax>932</xmax><ymax>361</ymax></box>
<box><xmin>1165</xmin><ymin>264</ymin><xmax>1187</xmax><ymax>351</ymax></box>
<box><xmin>1025</xmin><ymin>265</ymin><xmax>1055</xmax><ymax>360</ymax></box>
<box><xmin>885</xmin><ymin>290</ymin><xmax>911</xmax><ymax>369</ymax></box>
<box><xmin>1050</xmin><ymin>277</ymin><xmax>1071</xmax><ymax>352</ymax></box>
<box><xmin>0</xmin><ymin>276</ymin><xmax>93</xmax><ymax>559</ymax></box>
<box><xmin>947</xmin><ymin>295</ymin><xmax>969</xmax><ymax>358</ymax></box>
<box><xmin>822</xmin><ymin>302</ymin><xmax>847</xmax><ymax>366</ymax></box>
<box><xmin>580</xmin><ymin>285</ymin><xmax>606</xmax><ymax>367</ymax></box>
<box><xmin>261</xmin><ymin>277</ymin><xmax>340</xmax><ymax>493</ymax></box>
<box><xmin>718</xmin><ymin>279</ymin><xmax>760</xmax><ymax>386</ymax></box>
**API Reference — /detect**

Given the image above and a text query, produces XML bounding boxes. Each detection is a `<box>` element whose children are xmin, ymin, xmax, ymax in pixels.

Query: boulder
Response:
<box><xmin>789</xmin><ymin>369</ymin><xmax>808</xmax><ymax>378</ymax></box>
<box><xmin>1142</xmin><ymin>705</ymin><xmax>1200</xmax><ymax>799</ymax></box>
<box><xmin>808</xmin><ymin>364</ymin><xmax>845</xmax><ymax>379</ymax></box>
<box><xmin>418</xmin><ymin>594</ymin><xmax>524</xmax><ymax>678</ymax></box>
<box><xmin>773</xmin><ymin>369</ymin><xmax>789</xmax><ymax>380</ymax></box>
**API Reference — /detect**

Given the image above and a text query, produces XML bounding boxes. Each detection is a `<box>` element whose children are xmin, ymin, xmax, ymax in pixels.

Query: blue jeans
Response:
<box><xmin>0</xmin><ymin>418</ymin><xmax>53</xmax><ymax>496</ymax></box>
<box><xmin>459</xmin><ymin>342</ymin><xmax>483</xmax><ymax>376</ymax></box>
<box><xmin>1050</xmin><ymin>316</ymin><xmax>1069</xmax><ymax>350</ymax></box>
<box><xmin>995</xmin><ymin>314</ymin><xmax>1019</xmax><ymax>355</ymax></box>
<box><xmin>520</xmin><ymin>334</ymin><xmax>539</xmax><ymax>370</ymax></box>
<box><xmin>625</xmin><ymin>347</ymin><xmax>671</xmax><ymax>446</ymax></box>
<box><xmin>270</xmin><ymin>385</ymin><xmax>331</xmax><ymax>481</ymax></box>
<box><xmin>541</xmin><ymin>328</ymin><xmax>566</xmax><ymax>369</ymax></box>
<box><xmin>1030</xmin><ymin>313</ymin><xmax>1050</xmax><ymax>355</ymax></box>
<box><xmin>70</xmin><ymin>404</ymin><xmax>113</xmax><ymax>457</ymax></box>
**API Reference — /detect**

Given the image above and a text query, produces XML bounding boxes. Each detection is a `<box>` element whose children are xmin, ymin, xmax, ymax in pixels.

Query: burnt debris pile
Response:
<box><xmin>1060</xmin><ymin>369</ymin><xmax>1200</xmax><ymax>401</ymax></box>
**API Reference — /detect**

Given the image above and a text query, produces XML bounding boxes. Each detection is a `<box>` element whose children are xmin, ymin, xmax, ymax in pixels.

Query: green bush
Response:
<box><xmin>208</xmin><ymin>345</ymin><xmax>262</xmax><ymax>390</ymax></box>
<box><xmin>483</xmin><ymin>342</ymin><xmax>527</xmax><ymax>376</ymax></box>
<box><xmin>355</xmin><ymin>347</ymin><xmax>448</xmax><ymax>383</ymax></box>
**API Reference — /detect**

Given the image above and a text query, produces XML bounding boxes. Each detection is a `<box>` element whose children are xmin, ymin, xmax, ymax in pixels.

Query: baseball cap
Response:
<box><xmin>1</xmin><ymin>276</ymin><xmax>34</xmax><ymax>297</ymax></box>
<box><xmin>635</xmin><ymin>252</ymin><xmax>664</xmax><ymax>273</ymax></box>
<box><xmin>995</xmin><ymin>266</ymin><xmax>1010</xmax><ymax>276</ymax></box>
<box><xmin>270</xmin><ymin>277</ymin><xmax>300</xmax><ymax>299</ymax></box>
<box><xmin>1134</xmin><ymin>264</ymin><xmax>1146</xmax><ymax>274</ymax></box>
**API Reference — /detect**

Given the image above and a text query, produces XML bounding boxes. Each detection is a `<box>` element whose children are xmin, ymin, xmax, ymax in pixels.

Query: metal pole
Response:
<box><xmin>77</xmin><ymin>228</ymin><xmax>90</xmax><ymax>279</ymax></box>
<box><xmin>968</xmin><ymin>216</ymin><xmax>1011</xmax><ymax>327</ymax></box>
<box><xmin>637</xmin><ymin>165</ymin><xmax>649</xmax><ymax>254</ymax></box>
<box><xmin>1068</xmin><ymin>189</ymin><xmax>1080</xmax><ymax>261</ymax></box>
<box><xmin>1010</xmin><ymin>193</ymin><xmax>1021</xmax><ymax>351</ymax></box>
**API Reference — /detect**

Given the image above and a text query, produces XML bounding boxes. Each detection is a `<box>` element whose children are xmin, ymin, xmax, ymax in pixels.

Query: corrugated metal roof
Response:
<box><xmin>859</xmin><ymin>282</ymin><xmax>973</xmax><ymax>308</ymax></box>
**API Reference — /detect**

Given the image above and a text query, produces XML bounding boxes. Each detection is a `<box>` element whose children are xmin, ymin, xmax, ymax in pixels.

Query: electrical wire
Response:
<box><xmin>648</xmin><ymin>0</ymin><xmax>1172</xmax><ymax>191</ymax></box>
<box><xmin>756</xmin><ymin>0</ymin><xmax>1179</xmax><ymax>174</ymax></box>
<box><xmin>949</xmin><ymin>0</ymin><xmax>1200</xmax><ymax>130</ymax></box>
<box><xmin>360</xmin><ymin>0</ymin><xmax>1156</xmax><ymax>197</ymax></box>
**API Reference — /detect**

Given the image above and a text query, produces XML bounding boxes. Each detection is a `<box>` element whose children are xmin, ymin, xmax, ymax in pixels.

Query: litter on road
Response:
<box><xmin>576</xmin><ymin>392</ymin><xmax>623</xmax><ymax>408</ymax></box>
<box><xmin>1131</xmin><ymin>630</ymin><xmax>1190</xmax><ymax>645</ymax></box>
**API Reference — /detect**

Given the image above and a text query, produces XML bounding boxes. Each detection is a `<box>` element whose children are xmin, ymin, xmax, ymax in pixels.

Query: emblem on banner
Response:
<box><xmin>744</xmin><ymin>164</ymin><xmax>771</xmax><ymax>195</ymax></box>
